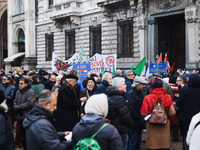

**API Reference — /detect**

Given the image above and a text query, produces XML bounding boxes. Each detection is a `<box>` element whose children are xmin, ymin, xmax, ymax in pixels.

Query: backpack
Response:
<box><xmin>149</xmin><ymin>95</ymin><xmax>167</xmax><ymax>125</ymax></box>
<box><xmin>74</xmin><ymin>123</ymin><xmax>109</xmax><ymax>150</ymax></box>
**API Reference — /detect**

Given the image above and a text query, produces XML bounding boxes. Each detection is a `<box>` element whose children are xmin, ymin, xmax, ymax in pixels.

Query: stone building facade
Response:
<box><xmin>36</xmin><ymin>0</ymin><xmax>200</xmax><ymax>72</ymax></box>
<box><xmin>0</xmin><ymin>0</ymin><xmax>7</xmax><ymax>69</ymax></box>
<box><xmin>5</xmin><ymin>0</ymin><xmax>36</xmax><ymax>72</ymax></box>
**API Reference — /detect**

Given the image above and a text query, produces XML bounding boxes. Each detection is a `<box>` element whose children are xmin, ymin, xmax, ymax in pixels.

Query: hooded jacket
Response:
<box><xmin>72</xmin><ymin>114</ymin><xmax>123</xmax><ymax>150</ymax></box>
<box><xmin>124</xmin><ymin>76</ymin><xmax>133</xmax><ymax>100</ymax></box>
<box><xmin>176</xmin><ymin>74</ymin><xmax>200</xmax><ymax>136</ymax></box>
<box><xmin>106</xmin><ymin>86</ymin><xmax>134</xmax><ymax>134</ymax></box>
<box><xmin>23</xmin><ymin>105</ymin><xmax>71</xmax><ymax>150</ymax></box>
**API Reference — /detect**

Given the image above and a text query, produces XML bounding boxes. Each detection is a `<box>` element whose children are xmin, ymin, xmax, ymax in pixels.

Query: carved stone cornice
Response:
<box><xmin>185</xmin><ymin>4</ymin><xmax>198</xmax><ymax>23</ymax></box>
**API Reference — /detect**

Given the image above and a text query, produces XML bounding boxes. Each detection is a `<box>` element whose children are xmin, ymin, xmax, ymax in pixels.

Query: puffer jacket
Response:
<box><xmin>95</xmin><ymin>80</ymin><xmax>110</xmax><ymax>94</ymax></box>
<box><xmin>14</xmin><ymin>85</ymin><xmax>36</xmax><ymax>120</ymax></box>
<box><xmin>23</xmin><ymin>104</ymin><xmax>71</xmax><ymax>150</ymax></box>
<box><xmin>72</xmin><ymin>114</ymin><xmax>123</xmax><ymax>150</ymax></box>
<box><xmin>0</xmin><ymin>83</ymin><xmax>15</xmax><ymax>114</ymax></box>
<box><xmin>124</xmin><ymin>76</ymin><xmax>133</xmax><ymax>100</ymax></box>
<box><xmin>106</xmin><ymin>86</ymin><xmax>134</xmax><ymax>134</ymax></box>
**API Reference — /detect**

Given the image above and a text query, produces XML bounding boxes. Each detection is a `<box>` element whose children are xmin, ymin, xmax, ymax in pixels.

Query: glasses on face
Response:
<box><xmin>19</xmin><ymin>83</ymin><xmax>24</xmax><ymax>85</ymax></box>
<box><xmin>128</xmin><ymin>74</ymin><xmax>134</xmax><ymax>76</ymax></box>
<box><xmin>176</xmin><ymin>80</ymin><xmax>182</xmax><ymax>82</ymax></box>
<box><xmin>2</xmin><ymin>78</ymin><xmax>7</xmax><ymax>81</ymax></box>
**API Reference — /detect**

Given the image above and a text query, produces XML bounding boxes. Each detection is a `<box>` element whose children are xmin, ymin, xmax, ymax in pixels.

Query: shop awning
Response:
<box><xmin>4</xmin><ymin>52</ymin><xmax>25</xmax><ymax>62</ymax></box>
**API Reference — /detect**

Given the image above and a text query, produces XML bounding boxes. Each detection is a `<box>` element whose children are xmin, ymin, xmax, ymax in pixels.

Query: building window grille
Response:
<box><xmin>45</xmin><ymin>34</ymin><xmax>54</xmax><ymax>61</ymax></box>
<box><xmin>90</xmin><ymin>26</ymin><xmax>101</xmax><ymax>56</ymax></box>
<box><xmin>49</xmin><ymin>0</ymin><xmax>53</xmax><ymax>9</ymax></box>
<box><xmin>65</xmin><ymin>31</ymin><xmax>75</xmax><ymax>59</ymax></box>
<box><xmin>117</xmin><ymin>20</ymin><xmax>133</xmax><ymax>57</ymax></box>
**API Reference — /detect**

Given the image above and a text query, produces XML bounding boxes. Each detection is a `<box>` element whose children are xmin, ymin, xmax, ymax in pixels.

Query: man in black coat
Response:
<box><xmin>55</xmin><ymin>74</ymin><xmax>87</xmax><ymax>132</ymax></box>
<box><xmin>23</xmin><ymin>90</ymin><xmax>71</xmax><ymax>150</ymax></box>
<box><xmin>127</xmin><ymin>76</ymin><xmax>147</xmax><ymax>150</ymax></box>
<box><xmin>106</xmin><ymin>77</ymin><xmax>134</xmax><ymax>150</ymax></box>
<box><xmin>44</xmin><ymin>74</ymin><xmax>56</xmax><ymax>90</ymax></box>
<box><xmin>176</xmin><ymin>74</ymin><xmax>200</xmax><ymax>150</ymax></box>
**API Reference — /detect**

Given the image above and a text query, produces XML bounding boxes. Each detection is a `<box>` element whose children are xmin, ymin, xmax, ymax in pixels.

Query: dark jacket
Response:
<box><xmin>55</xmin><ymin>83</ymin><xmax>81</xmax><ymax>131</ymax></box>
<box><xmin>44</xmin><ymin>80</ymin><xmax>54</xmax><ymax>90</ymax></box>
<box><xmin>106</xmin><ymin>86</ymin><xmax>134</xmax><ymax>134</ymax></box>
<box><xmin>23</xmin><ymin>105</ymin><xmax>71</xmax><ymax>150</ymax></box>
<box><xmin>0</xmin><ymin>108</ymin><xmax>15</xmax><ymax>150</ymax></box>
<box><xmin>176</xmin><ymin>74</ymin><xmax>200</xmax><ymax>136</ymax></box>
<box><xmin>0</xmin><ymin>83</ymin><xmax>15</xmax><ymax>114</ymax></box>
<box><xmin>14</xmin><ymin>85</ymin><xmax>36</xmax><ymax>120</ymax></box>
<box><xmin>124</xmin><ymin>76</ymin><xmax>133</xmax><ymax>100</ymax></box>
<box><xmin>72</xmin><ymin>114</ymin><xmax>123</xmax><ymax>150</ymax></box>
<box><xmin>127</xmin><ymin>87</ymin><xmax>145</xmax><ymax>130</ymax></box>
<box><xmin>95</xmin><ymin>80</ymin><xmax>110</xmax><ymax>94</ymax></box>
<box><xmin>40</xmin><ymin>77</ymin><xmax>48</xmax><ymax>85</ymax></box>
<box><xmin>31</xmin><ymin>83</ymin><xmax>45</xmax><ymax>96</ymax></box>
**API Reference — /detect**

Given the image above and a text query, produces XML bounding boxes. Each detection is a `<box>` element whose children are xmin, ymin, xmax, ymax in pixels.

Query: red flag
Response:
<box><xmin>164</xmin><ymin>53</ymin><xmax>170</xmax><ymax>70</ymax></box>
<box><xmin>158</xmin><ymin>53</ymin><xmax>162</xmax><ymax>62</ymax></box>
<box><xmin>169</xmin><ymin>61</ymin><xmax>175</xmax><ymax>71</ymax></box>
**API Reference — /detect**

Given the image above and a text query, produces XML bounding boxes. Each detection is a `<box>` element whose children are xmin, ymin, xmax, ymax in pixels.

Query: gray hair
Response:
<box><xmin>116</xmin><ymin>69</ymin><xmax>122</xmax><ymax>75</ymax></box>
<box><xmin>112</xmin><ymin>77</ymin><xmax>125</xmax><ymax>88</ymax></box>
<box><xmin>38</xmin><ymin>90</ymin><xmax>53</xmax><ymax>104</ymax></box>
<box><xmin>179</xmin><ymin>75</ymin><xmax>187</xmax><ymax>83</ymax></box>
<box><xmin>102</xmin><ymin>72</ymin><xmax>112</xmax><ymax>80</ymax></box>
<box><xmin>70</xmin><ymin>70</ymin><xmax>78</xmax><ymax>76</ymax></box>
<box><xmin>124</xmin><ymin>70</ymin><xmax>132</xmax><ymax>76</ymax></box>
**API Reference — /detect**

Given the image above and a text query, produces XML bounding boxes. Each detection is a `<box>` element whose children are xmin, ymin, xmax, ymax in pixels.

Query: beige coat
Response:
<box><xmin>143</xmin><ymin>105</ymin><xmax>175</xmax><ymax>149</ymax></box>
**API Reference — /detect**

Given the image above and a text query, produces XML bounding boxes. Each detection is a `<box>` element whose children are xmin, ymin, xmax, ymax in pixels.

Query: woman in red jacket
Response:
<box><xmin>141</xmin><ymin>78</ymin><xmax>175</xmax><ymax>150</ymax></box>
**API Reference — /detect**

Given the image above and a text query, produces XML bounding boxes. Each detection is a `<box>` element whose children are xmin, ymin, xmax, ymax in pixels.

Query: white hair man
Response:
<box><xmin>106</xmin><ymin>77</ymin><xmax>134</xmax><ymax>150</ymax></box>
<box><xmin>127</xmin><ymin>76</ymin><xmax>147</xmax><ymax>150</ymax></box>
<box><xmin>95</xmin><ymin>72</ymin><xmax>113</xmax><ymax>94</ymax></box>
<box><xmin>23</xmin><ymin>90</ymin><xmax>71</xmax><ymax>150</ymax></box>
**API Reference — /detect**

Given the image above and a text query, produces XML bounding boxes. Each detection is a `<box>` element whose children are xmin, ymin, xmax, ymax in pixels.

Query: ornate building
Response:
<box><xmin>36</xmin><ymin>0</ymin><xmax>200</xmax><ymax>71</ymax></box>
<box><xmin>5</xmin><ymin>0</ymin><xmax>36</xmax><ymax>72</ymax></box>
<box><xmin>5</xmin><ymin>0</ymin><xmax>200</xmax><ymax>72</ymax></box>
<box><xmin>0</xmin><ymin>0</ymin><xmax>7</xmax><ymax>69</ymax></box>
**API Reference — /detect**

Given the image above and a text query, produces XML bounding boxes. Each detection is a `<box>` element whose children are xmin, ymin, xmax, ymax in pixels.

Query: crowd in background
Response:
<box><xmin>0</xmin><ymin>67</ymin><xmax>200</xmax><ymax>150</ymax></box>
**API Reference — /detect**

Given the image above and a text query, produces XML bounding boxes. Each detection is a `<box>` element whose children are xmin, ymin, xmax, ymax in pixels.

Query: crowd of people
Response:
<box><xmin>0</xmin><ymin>68</ymin><xmax>200</xmax><ymax>150</ymax></box>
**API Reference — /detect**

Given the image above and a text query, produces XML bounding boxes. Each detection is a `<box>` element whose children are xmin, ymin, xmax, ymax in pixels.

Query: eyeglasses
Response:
<box><xmin>2</xmin><ymin>78</ymin><xmax>7</xmax><ymax>81</ymax></box>
<box><xmin>19</xmin><ymin>83</ymin><xmax>24</xmax><ymax>85</ymax></box>
<box><xmin>128</xmin><ymin>74</ymin><xmax>134</xmax><ymax>76</ymax></box>
<box><xmin>176</xmin><ymin>80</ymin><xmax>182</xmax><ymax>82</ymax></box>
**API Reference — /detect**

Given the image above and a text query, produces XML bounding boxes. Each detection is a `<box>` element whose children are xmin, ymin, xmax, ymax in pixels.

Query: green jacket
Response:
<box><xmin>31</xmin><ymin>83</ymin><xmax>45</xmax><ymax>96</ymax></box>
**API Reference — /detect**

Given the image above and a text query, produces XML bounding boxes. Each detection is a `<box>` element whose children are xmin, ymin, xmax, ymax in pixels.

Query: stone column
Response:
<box><xmin>185</xmin><ymin>3</ymin><xmax>200</xmax><ymax>69</ymax></box>
<box><xmin>23</xmin><ymin>0</ymin><xmax>37</xmax><ymax>70</ymax></box>
<box><xmin>136</xmin><ymin>0</ymin><xmax>147</xmax><ymax>60</ymax></box>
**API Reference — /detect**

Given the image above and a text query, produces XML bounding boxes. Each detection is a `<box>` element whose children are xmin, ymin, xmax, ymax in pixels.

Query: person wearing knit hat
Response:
<box><xmin>80</xmin><ymin>77</ymin><xmax>97</xmax><ymax>114</ymax></box>
<box><xmin>84</xmin><ymin>94</ymin><xmax>108</xmax><ymax>117</ymax></box>
<box><xmin>72</xmin><ymin>94</ymin><xmax>123</xmax><ymax>150</ymax></box>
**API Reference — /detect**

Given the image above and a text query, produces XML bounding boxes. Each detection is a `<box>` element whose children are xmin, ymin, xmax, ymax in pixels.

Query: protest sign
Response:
<box><xmin>73</xmin><ymin>63</ymin><xmax>91</xmax><ymax>82</ymax></box>
<box><xmin>149</xmin><ymin>61</ymin><xmax>167</xmax><ymax>73</ymax></box>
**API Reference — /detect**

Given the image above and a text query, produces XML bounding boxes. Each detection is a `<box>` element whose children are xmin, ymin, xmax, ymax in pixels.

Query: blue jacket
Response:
<box><xmin>23</xmin><ymin>104</ymin><xmax>71</xmax><ymax>150</ymax></box>
<box><xmin>0</xmin><ymin>108</ymin><xmax>15</xmax><ymax>150</ymax></box>
<box><xmin>0</xmin><ymin>83</ymin><xmax>15</xmax><ymax>114</ymax></box>
<box><xmin>95</xmin><ymin>80</ymin><xmax>110</xmax><ymax>94</ymax></box>
<box><xmin>124</xmin><ymin>76</ymin><xmax>133</xmax><ymax>100</ymax></box>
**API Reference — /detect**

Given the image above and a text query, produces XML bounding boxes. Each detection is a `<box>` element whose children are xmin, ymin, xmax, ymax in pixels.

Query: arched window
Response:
<box><xmin>18</xmin><ymin>29</ymin><xmax>25</xmax><ymax>52</ymax></box>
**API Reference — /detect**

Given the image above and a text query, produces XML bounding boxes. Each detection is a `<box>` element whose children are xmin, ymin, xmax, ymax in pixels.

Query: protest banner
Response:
<box><xmin>89</xmin><ymin>53</ymin><xmax>117</xmax><ymax>73</ymax></box>
<box><xmin>52</xmin><ymin>52</ymin><xmax>79</xmax><ymax>73</ymax></box>
<box><xmin>73</xmin><ymin>63</ymin><xmax>91</xmax><ymax>82</ymax></box>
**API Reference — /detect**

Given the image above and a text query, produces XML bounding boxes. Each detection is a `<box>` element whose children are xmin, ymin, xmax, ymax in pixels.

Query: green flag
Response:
<box><xmin>101</xmin><ymin>60</ymin><xmax>104</xmax><ymax>79</ymax></box>
<box><xmin>131</xmin><ymin>65</ymin><xmax>134</xmax><ymax>72</ymax></box>
<box><xmin>134</xmin><ymin>57</ymin><xmax>146</xmax><ymax>76</ymax></box>
<box><xmin>78</xmin><ymin>45</ymin><xmax>84</xmax><ymax>63</ymax></box>
<box><xmin>113</xmin><ymin>63</ymin><xmax>115</xmax><ymax>76</ymax></box>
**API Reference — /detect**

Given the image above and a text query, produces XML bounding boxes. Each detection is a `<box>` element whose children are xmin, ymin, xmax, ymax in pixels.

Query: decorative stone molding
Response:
<box><xmin>185</xmin><ymin>3</ymin><xmax>198</xmax><ymax>23</ymax></box>
<box><xmin>137</xmin><ymin>0</ymin><xmax>146</xmax><ymax>30</ymax></box>
<box><xmin>102</xmin><ymin>5</ymin><xmax>112</xmax><ymax>17</ymax></box>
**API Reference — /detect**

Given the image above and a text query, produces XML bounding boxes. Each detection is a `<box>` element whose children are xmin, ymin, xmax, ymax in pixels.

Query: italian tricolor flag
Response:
<box><xmin>134</xmin><ymin>57</ymin><xmax>146</xmax><ymax>77</ymax></box>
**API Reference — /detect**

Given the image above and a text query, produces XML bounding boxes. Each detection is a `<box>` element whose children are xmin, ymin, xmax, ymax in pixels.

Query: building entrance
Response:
<box><xmin>157</xmin><ymin>14</ymin><xmax>185</xmax><ymax>70</ymax></box>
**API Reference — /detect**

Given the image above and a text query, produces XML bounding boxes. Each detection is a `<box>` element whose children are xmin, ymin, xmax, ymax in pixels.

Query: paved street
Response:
<box><xmin>15</xmin><ymin>132</ymin><xmax>183</xmax><ymax>150</ymax></box>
